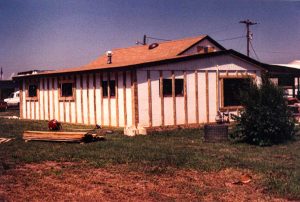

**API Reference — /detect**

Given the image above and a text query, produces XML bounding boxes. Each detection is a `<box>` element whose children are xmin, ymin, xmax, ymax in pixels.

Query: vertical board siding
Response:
<box><xmin>137</xmin><ymin>70</ymin><xmax>149</xmax><ymax>127</ymax></box>
<box><xmin>187</xmin><ymin>71</ymin><xmax>196</xmax><ymax>124</ymax></box>
<box><xmin>44</xmin><ymin>78</ymin><xmax>49</xmax><ymax>120</ymax></box>
<box><xmin>208</xmin><ymin>71</ymin><xmax>217</xmax><ymax>122</ymax></box>
<box><xmin>163</xmin><ymin>71</ymin><xmax>173</xmax><ymax>126</ymax></box>
<box><xmin>76</xmin><ymin>75</ymin><xmax>82</xmax><ymax>123</ymax></box>
<box><xmin>22</xmin><ymin>81</ymin><xmax>26</xmax><ymax>119</ymax></box>
<box><xmin>82</xmin><ymin>74</ymin><xmax>88</xmax><ymax>124</ymax></box>
<box><xmin>118</xmin><ymin>72</ymin><xmax>125</xmax><ymax>127</ymax></box>
<box><xmin>126</xmin><ymin>71</ymin><xmax>132</xmax><ymax>127</ymax></box>
<box><xmin>198</xmin><ymin>72</ymin><xmax>206</xmax><ymax>123</ymax></box>
<box><xmin>175</xmin><ymin>71</ymin><xmax>184</xmax><ymax>125</ymax></box>
<box><xmin>123</xmin><ymin>72</ymin><xmax>127</xmax><ymax>126</ymax></box>
<box><xmin>95</xmin><ymin>73</ymin><xmax>101</xmax><ymax>125</ymax></box>
<box><xmin>151</xmin><ymin>71</ymin><xmax>161</xmax><ymax>127</ymax></box>
<box><xmin>88</xmin><ymin>74</ymin><xmax>95</xmax><ymax>125</ymax></box>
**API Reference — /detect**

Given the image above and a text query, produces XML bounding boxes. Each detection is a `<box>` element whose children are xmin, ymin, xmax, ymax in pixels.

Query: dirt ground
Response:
<box><xmin>0</xmin><ymin>162</ymin><xmax>288</xmax><ymax>202</ymax></box>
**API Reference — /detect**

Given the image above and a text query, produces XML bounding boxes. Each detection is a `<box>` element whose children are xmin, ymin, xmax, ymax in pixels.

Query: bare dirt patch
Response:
<box><xmin>0</xmin><ymin>162</ymin><xmax>288</xmax><ymax>202</ymax></box>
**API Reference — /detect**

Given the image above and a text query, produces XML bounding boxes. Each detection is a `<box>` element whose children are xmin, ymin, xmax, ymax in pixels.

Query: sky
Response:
<box><xmin>0</xmin><ymin>0</ymin><xmax>300</xmax><ymax>79</ymax></box>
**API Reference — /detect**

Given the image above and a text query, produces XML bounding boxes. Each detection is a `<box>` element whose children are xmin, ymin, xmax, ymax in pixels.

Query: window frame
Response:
<box><xmin>219</xmin><ymin>75</ymin><xmax>254</xmax><ymax>111</ymax></box>
<box><xmin>160</xmin><ymin>78</ymin><xmax>184</xmax><ymax>97</ymax></box>
<box><xmin>26</xmin><ymin>80</ymin><xmax>39</xmax><ymax>101</ymax></box>
<box><xmin>101</xmin><ymin>79</ymin><xmax>116</xmax><ymax>98</ymax></box>
<box><xmin>59</xmin><ymin>79</ymin><xmax>75</xmax><ymax>101</ymax></box>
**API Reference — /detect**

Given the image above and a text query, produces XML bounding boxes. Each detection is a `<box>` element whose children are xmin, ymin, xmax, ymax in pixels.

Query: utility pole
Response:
<box><xmin>239</xmin><ymin>19</ymin><xmax>257</xmax><ymax>57</ymax></box>
<box><xmin>0</xmin><ymin>67</ymin><xmax>3</xmax><ymax>80</ymax></box>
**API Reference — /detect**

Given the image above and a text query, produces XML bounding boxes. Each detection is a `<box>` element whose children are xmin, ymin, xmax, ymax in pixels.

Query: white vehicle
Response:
<box><xmin>4</xmin><ymin>91</ymin><xmax>20</xmax><ymax>107</ymax></box>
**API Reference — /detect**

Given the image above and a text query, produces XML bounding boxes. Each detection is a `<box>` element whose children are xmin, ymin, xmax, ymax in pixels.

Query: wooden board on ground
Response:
<box><xmin>0</xmin><ymin>138</ymin><xmax>14</xmax><ymax>144</ymax></box>
<box><xmin>23</xmin><ymin>131</ymin><xmax>87</xmax><ymax>142</ymax></box>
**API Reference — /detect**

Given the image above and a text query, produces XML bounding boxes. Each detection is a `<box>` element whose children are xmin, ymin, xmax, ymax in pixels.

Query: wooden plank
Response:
<box><xmin>42</xmin><ymin>79</ymin><xmax>46</xmax><ymax>120</ymax></box>
<box><xmin>52</xmin><ymin>78</ymin><xmax>55</xmax><ymax>120</ymax></box>
<box><xmin>80</xmin><ymin>74</ymin><xmax>84</xmax><ymax>124</ymax></box>
<box><xmin>123</xmin><ymin>71</ymin><xmax>127</xmax><ymax>126</ymax></box>
<box><xmin>134</xmin><ymin>70</ymin><xmax>139</xmax><ymax>127</ymax></box>
<box><xmin>195</xmin><ymin>70</ymin><xmax>199</xmax><ymax>124</ymax></box>
<box><xmin>115</xmin><ymin>72</ymin><xmax>119</xmax><ymax>127</ymax></box>
<box><xmin>23</xmin><ymin>131</ymin><xmax>86</xmax><ymax>142</ymax></box>
<box><xmin>19</xmin><ymin>80</ymin><xmax>23</xmax><ymax>119</ymax></box>
<box><xmin>216</xmin><ymin>70</ymin><xmax>219</xmax><ymax>111</ymax></box>
<box><xmin>184</xmin><ymin>71</ymin><xmax>188</xmax><ymax>125</ymax></box>
<box><xmin>172</xmin><ymin>71</ymin><xmax>176</xmax><ymax>125</ymax></box>
<box><xmin>131</xmin><ymin>70</ymin><xmax>139</xmax><ymax>127</ymax></box>
<box><xmin>87</xmin><ymin>74</ymin><xmax>90</xmax><ymax>125</ymax></box>
<box><xmin>47</xmin><ymin>78</ymin><xmax>50</xmax><ymax>121</ymax></box>
<box><xmin>100</xmin><ymin>73</ymin><xmax>104</xmax><ymax>125</ymax></box>
<box><xmin>62</xmin><ymin>76</ymin><xmax>66</xmax><ymax>123</ymax></box>
<box><xmin>220</xmin><ymin>79</ymin><xmax>224</xmax><ymax>107</ymax></box>
<box><xmin>93</xmin><ymin>73</ymin><xmax>97</xmax><ymax>125</ymax></box>
<box><xmin>205</xmin><ymin>70</ymin><xmax>209</xmax><ymax>123</ymax></box>
<box><xmin>74</xmin><ymin>75</ymin><xmax>78</xmax><ymax>124</ymax></box>
<box><xmin>159</xmin><ymin>70</ymin><xmax>164</xmax><ymax>126</ymax></box>
<box><xmin>57</xmin><ymin>77</ymin><xmax>60</xmax><ymax>121</ymax></box>
<box><xmin>147</xmin><ymin>70</ymin><xmax>152</xmax><ymax>127</ymax></box>
<box><xmin>107</xmin><ymin>72</ymin><xmax>111</xmax><ymax>126</ymax></box>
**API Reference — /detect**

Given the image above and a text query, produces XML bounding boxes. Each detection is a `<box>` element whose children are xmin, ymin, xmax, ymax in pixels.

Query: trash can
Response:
<box><xmin>204</xmin><ymin>124</ymin><xmax>228</xmax><ymax>142</ymax></box>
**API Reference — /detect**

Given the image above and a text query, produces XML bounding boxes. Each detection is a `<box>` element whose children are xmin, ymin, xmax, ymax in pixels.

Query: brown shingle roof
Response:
<box><xmin>85</xmin><ymin>35</ymin><xmax>207</xmax><ymax>68</ymax></box>
<box><xmin>15</xmin><ymin>35</ymin><xmax>225</xmax><ymax>77</ymax></box>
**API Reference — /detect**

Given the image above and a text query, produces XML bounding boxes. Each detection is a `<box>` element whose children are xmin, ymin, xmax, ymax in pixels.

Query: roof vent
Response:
<box><xmin>148</xmin><ymin>43</ymin><xmax>159</xmax><ymax>50</ymax></box>
<box><xmin>106</xmin><ymin>51</ymin><xmax>112</xmax><ymax>64</ymax></box>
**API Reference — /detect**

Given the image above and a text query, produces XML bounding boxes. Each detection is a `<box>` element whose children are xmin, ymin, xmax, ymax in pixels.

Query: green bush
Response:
<box><xmin>231</xmin><ymin>76</ymin><xmax>295</xmax><ymax>146</ymax></box>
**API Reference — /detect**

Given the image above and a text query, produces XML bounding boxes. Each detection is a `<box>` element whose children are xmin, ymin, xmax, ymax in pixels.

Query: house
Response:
<box><xmin>13</xmin><ymin>35</ymin><xmax>300</xmax><ymax>135</ymax></box>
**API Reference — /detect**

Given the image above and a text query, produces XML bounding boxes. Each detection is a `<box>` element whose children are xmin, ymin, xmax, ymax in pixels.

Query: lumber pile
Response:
<box><xmin>23</xmin><ymin>131</ymin><xmax>88</xmax><ymax>142</ymax></box>
<box><xmin>0</xmin><ymin>138</ymin><xmax>13</xmax><ymax>144</ymax></box>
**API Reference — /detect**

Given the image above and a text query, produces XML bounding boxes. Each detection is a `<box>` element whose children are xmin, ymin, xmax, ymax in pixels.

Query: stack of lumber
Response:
<box><xmin>23</xmin><ymin>131</ymin><xmax>87</xmax><ymax>142</ymax></box>
<box><xmin>0</xmin><ymin>138</ymin><xmax>13</xmax><ymax>144</ymax></box>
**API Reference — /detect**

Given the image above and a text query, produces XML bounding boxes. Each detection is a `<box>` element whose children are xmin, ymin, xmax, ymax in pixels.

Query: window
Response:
<box><xmin>163</xmin><ymin>79</ymin><xmax>172</xmax><ymax>96</ymax></box>
<box><xmin>102</xmin><ymin>80</ymin><xmax>116</xmax><ymax>97</ymax></box>
<box><xmin>175</xmin><ymin>79</ymin><xmax>184</xmax><ymax>96</ymax></box>
<box><xmin>161</xmin><ymin>78</ymin><xmax>184</xmax><ymax>97</ymax></box>
<box><xmin>61</xmin><ymin>83</ymin><xmax>73</xmax><ymax>97</ymax></box>
<box><xmin>223</xmin><ymin>78</ymin><xmax>250</xmax><ymax>107</ymax></box>
<box><xmin>28</xmin><ymin>84</ymin><xmax>37</xmax><ymax>97</ymax></box>
<box><xmin>278</xmin><ymin>76</ymin><xmax>294</xmax><ymax>87</ymax></box>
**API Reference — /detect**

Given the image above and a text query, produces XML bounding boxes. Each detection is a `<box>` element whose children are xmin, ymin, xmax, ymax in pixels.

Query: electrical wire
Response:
<box><xmin>217</xmin><ymin>35</ymin><xmax>246</xmax><ymax>42</ymax></box>
<box><xmin>250</xmin><ymin>41</ymin><xmax>260</xmax><ymax>61</ymax></box>
<box><xmin>146</xmin><ymin>36</ymin><xmax>171</xmax><ymax>42</ymax></box>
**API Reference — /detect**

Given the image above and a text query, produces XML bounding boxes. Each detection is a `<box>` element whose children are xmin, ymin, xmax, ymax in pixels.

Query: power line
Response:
<box><xmin>250</xmin><ymin>41</ymin><xmax>260</xmax><ymax>61</ymax></box>
<box><xmin>217</xmin><ymin>35</ymin><xmax>246</xmax><ymax>42</ymax></box>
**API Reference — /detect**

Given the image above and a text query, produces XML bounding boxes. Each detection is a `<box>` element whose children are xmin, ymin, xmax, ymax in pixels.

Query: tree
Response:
<box><xmin>231</xmin><ymin>76</ymin><xmax>295</xmax><ymax>146</ymax></box>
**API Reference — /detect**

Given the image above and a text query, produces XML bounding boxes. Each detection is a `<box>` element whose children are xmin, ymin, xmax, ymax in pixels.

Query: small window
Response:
<box><xmin>102</xmin><ymin>80</ymin><xmax>115</xmax><ymax>97</ymax></box>
<box><xmin>161</xmin><ymin>78</ymin><xmax>184</xmax><ymax>97</ymax></box>
<box><xmin>223</xmin><ymin>78</ymin><xmax>250</xmax><ymax>107</ymax></box>
<box><xmin>28</xmin><ymin>84</ymin><xmax>37</xmax><ymax>97</ymax></box>
<box><xmin>175</xmin><ymin>79</ymin><xmax>184</xmax><ymax>96</ymax></box>
<box><xmin>109</xmin><ymin>80</ymin><xmax>116</xmax><ymax>97</ymax></box>
<box><xmin>61</xmin><ymin>83</ymin><xmax>73</xmax><ymax>97</ymax></box>
<box><xmin>163</xmin><ymin>79</ymin><xmax>172</xmax><ymax>96</ymax></box>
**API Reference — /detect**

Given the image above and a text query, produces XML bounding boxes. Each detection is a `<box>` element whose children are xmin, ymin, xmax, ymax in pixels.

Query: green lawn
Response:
<box><xmin>0</xmin><ymin>117</ymin><xmax>299</xmax><ymax>200</ymax></box>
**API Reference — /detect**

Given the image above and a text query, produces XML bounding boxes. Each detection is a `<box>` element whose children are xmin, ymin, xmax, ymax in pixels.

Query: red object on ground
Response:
<box><xmin>48</xmin><ymin>119</ymin><xmax>62</xmax><ymax>131</ymax></box>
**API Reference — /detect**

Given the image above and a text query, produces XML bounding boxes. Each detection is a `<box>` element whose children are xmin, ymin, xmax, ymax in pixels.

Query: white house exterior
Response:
<box><xmin>15</xmin><ymin>35</ymin><xmax>294</xmax><ymax>135</ymax></box>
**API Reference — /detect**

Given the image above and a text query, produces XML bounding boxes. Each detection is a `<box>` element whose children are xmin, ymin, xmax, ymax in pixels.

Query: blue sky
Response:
<box><xmin>0</xmin><ymin>0</ymin><xmax>299</xmax><ymax>79</ymax></box>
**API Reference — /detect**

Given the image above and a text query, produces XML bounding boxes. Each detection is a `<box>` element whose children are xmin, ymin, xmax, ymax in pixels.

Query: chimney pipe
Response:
<box><xmin>106</xmin><ymin>51</ymin><xmax>112</xmax><ymax>64</ymax></box>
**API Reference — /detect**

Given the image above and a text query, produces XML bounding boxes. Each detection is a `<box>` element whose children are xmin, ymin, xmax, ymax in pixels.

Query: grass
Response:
<box><xmin>0</xmin><ymin>115</ymin><xmax>299</xmax><ymax>199</ymax></box>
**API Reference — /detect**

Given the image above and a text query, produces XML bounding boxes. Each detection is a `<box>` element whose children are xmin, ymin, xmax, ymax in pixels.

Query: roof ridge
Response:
<box><xmin>110</xmin><ymin>34</ymin><xmax>207</xmax><ymax>51</ymax></box>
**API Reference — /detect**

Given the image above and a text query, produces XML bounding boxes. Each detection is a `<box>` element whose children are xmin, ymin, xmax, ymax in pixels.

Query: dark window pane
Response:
<box><xmin>28</xmin><ymin>84</ymin><xmax>37</xmax><ymax>97</ymax></box>
<box><xmin>110</xmin><ymin>80</ymin><xmax>116</xmax><ymax>97</ymax></box>
<box><xmin>162</xmin><ymin>79</ymin><xmax>172</xmax><ymax>96</ymax></box>
<box><xmin>278</xmin><ymin>76</ymin><xmax>294</xmax><ymax>87</ymax></box>
<box><xmin>223</xmin><ymin>78</ymin><xmax>250</xmax><ymax>107</ymax></box>
<box><xmin>175</xmin><ymin>79</ymin><xmax>184</xmax><ymax>96</ymax></box>
<box><xmin>61</xmin><ymin>83</ymin><xmax>73</xmax><ymax>97</ymax></box>
<box><xmin>102</xmin><ymin>81</ymin><xmax>108</xmax><ymax>97</ymax></box>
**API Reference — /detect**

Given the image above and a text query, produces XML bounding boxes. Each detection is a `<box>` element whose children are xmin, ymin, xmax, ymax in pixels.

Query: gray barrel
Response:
<box><xmin>204</xmin><ymin>124</ymin><xmax>228</xmax><ymax>142</ymax></box>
